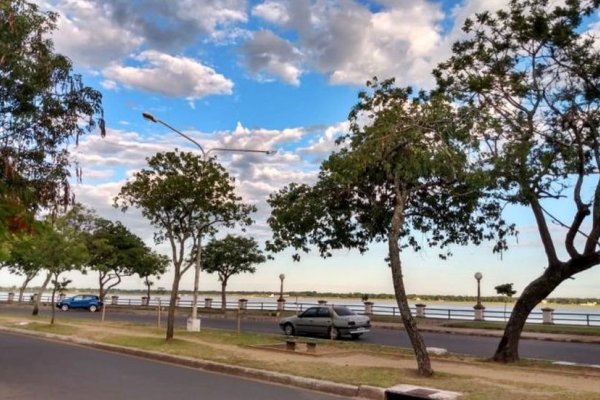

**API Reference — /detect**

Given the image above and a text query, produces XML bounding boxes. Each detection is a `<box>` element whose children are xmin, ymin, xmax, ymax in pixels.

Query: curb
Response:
<box><xmin>0</xmin><ymin>326</ymin><xmax>386</xmax><ymax>400</ymax></box>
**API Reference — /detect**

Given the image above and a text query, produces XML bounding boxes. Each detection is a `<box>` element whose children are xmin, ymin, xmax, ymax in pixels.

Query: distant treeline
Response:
<box><xmin>1</xmin><ymin>286</ymin><xmax>597</xmax><ymax>305</ymax></box>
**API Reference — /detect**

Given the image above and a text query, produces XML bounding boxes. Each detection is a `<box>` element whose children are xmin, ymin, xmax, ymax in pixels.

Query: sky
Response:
<box><xmin>2</xmin><ymin>0</ymin><xmax>600</xmax><ymax>298</ymax></box>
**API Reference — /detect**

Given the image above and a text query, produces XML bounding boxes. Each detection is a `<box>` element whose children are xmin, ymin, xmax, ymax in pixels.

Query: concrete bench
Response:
<box><xmin>285</xmin><ymin>338</ymin><xmax>318</xmax><ymax>353</ymax></box>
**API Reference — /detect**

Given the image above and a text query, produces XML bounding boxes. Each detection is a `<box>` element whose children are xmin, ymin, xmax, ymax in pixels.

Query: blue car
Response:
<box><xmin>56</xmin><ymin>295</ymin><xmax>103</xmax><ymax>312</ymax></box>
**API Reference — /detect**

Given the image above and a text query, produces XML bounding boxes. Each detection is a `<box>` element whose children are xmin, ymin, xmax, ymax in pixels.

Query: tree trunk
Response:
<box><xmin>493</xmin><ymin>265</ymin><xmax>567</xmax><ymax>362</ymax></box>
<box><xmin>50</xmin><ymin>274</ymin><xmax>58</xmax><ymax>325</ymax></box>
<box><xmin>221</xmin><ymin>280</ymin><xmax>227</xmax><ymax>311</ymax></box>
<box><xmin>389</xmin><ymin>188</ymin><xmax>433</xmax><ymax>377</ymax></box>
<box><xmin>32</xmin><ymin>272</ymin><xmax>52</xmax><ymax>316</ymax></box>
<box><xmin>18</xmin><ymin>274</ymin><xmax>34</xmax><ymax>303</ymax></box>
<box><xmin>99</xmin><ymin>272</ymin><xmax>106</xmax><ymax>303</ymax></box>
<box><xmin>166</xmin><ymin>272</ymin><xmax>181</xmax><ymax>341</ymax></box>
<box><xmin>145</xmin><ymin>277</ymin><xmax>152</xmax><ymax>300</ymax></box>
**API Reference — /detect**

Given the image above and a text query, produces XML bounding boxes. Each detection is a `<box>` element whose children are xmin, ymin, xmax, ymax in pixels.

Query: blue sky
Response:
<box><xmin>3</xmin><ymin>0</ymin><xmax>600</xmax><ymax>298</ymax></box>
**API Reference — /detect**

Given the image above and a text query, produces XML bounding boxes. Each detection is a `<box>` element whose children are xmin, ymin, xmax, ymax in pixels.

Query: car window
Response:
<box><xmin>317</xmin><ymin>307</ymin><xmax>331</xmax><ymax>317</ymax></box>
<box><xmin>333</xmin><ymin>306</ymin><xmax>354</xmax><ymax>316</ymax></box>
<box><xmin>301</xmin><ymin>308</ymin><xmax>318</xmax><ymax>318</ymax></box>
<box><xmin>73</xmin><ymin>296</ymin><xmax>83</xmax><ymax>301</ymax></box>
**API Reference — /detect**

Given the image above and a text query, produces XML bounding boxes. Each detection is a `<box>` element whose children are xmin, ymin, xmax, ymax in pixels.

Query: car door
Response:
<box><xmin>295</xmin><ymin>307</ymin><xmax>318</xmax><ymax>335</ymax></box>
<box><xmin>71</xmin><ymin>295</ymin><xmax>85</xmax><ymax>309</ymax></box>
<box><xmin>314</xmin><ymin>307</ymin><xmax>333</xmax><ymax>336</ymax></box>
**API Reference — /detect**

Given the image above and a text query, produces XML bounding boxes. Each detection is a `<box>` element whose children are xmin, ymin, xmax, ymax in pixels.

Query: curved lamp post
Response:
<box><xmin>142</xmin><ymin>112</ymin><xmax>275</xmax><ymax>331</ymax></box>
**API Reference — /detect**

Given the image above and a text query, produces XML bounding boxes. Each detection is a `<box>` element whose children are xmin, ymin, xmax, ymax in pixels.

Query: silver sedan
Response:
<box><xmin>279</xmin><ymin>305</ymin><xmax>371</xmax><ymax>340</ymax></box>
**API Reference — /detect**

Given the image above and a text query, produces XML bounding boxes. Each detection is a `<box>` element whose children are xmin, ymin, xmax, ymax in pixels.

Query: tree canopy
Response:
<box><xmin>268</xmin><ymin>79</ymin><xmax>513</xmax><ymax>376</ymax></box>
<box><xmin>203</xmin><ymin>234</ymin><xmax>266</xmax><ymax>309</ymax></box>
<box><xmin>434</xmin><ymin>0</ymin><xmax>600</xmax><ymax>362</ymax></box>
<box><xmin>84</xmin><ymin>214</ymin><xmax>169</xmax><ymax>301</ymax></box>
<box><xmin>0</xmin><ymin>0</ymin><xmax>105</xmax><ymax>240</ymax></box>
<box><xmin>115</xmin><ymin>150</ymin><xmax>255</xmax><ymax>340</ymax></box>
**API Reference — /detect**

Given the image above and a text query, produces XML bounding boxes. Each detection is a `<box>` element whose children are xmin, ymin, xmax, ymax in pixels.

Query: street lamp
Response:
<box><xmin>474</xmin><ymin>272</ymin><xmax>483</xmax><ymax>308</ymax></box>
<box><xmin>278</xmin><ymin>274</ymin><xmax>285</xmax><ymax>302</ymax></box>
<box><xmin>142</xmin><ymin>112</ymin><xmax>274</xmax><ymax>332</ymax></box>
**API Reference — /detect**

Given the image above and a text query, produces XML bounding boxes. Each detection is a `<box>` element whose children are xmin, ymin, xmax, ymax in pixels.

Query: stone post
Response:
<box><xmin>318</xmin><ymin>300</ymin><xmax>327</xmax><ymax>305</ymax></box>
<box><xmin>7</xmin><ymin>292</ymin><xmax>14</xmax><ymax>303</ymax></box>
<box><xmin>141</xmin><ymin>296</ymin><xmax>149</xmax><ymax>306</ymax></box>
<box><xmin>204</xmin><ymin>298</ymin><xmax>213</xmax><ymax>309</ymax></box>
<box><xmin>363</xmin><ymin>301</ymin><xmax>373</xmax><ymax>315</ymax></box>
<box><xmin>542</xmin><ymin>307</ymin><xmax>554</xmax><ymax>324</ymax></box>
<box><xmin>415</xmin><ymin>303</ymin><xmax>427</xmax><ymax>318</ymax></box>
<box><xmin>111</xmin><ymin>295</ymin><xmax>119</xmax><ymax>305</ymax></box>
<box><xmin>176</xmin><ymin>296</ymin><xmax>181</xmax><ymax>307</ymax></box>
<box><xmin>474</xmin><ymin>304</ymin><xmax>485</xmax><ymax>321</ymax></box>
<box><xmin>58</xmin><ymin>293</ymin><xmax>66</xmax><ymax>301</ymax></box>
<box><xmin>238</xmin><ymin>298</ymin><xmax>248</xmax><ymax>310</ymax></box>
<box><xmin>277</xmin><ymin>298</ymin><xmax>286</xmax><ymax>311</ymax></box>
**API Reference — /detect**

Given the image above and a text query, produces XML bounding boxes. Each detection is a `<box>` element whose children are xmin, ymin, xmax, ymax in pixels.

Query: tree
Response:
<box><xmin>267</xmin><ymin>79</ymin><xmax>512</xmax><ymax>376</ymax></box>
<box><xmin>21</xmin><ymin>207</ymin><xmax>89</xmax><ymax>321</ymax></box>
<box><xmin>3</xmin><ymin>236</ymin><xmax>41</xmax><ymax>302</ymax></box>
<box><xmin>434</xmin><ymin>0</ymin><xmax>600</xmax><ymax>362</ymax></box>
<box><xmin>85</xmin><ymin>216</ymin><xmax>169</xmax><ymax>302</ymax></box>
<box><xmin>495</xmin><ymin>283</ymin><xmax>517</xmax><ymax>321</ymax></box>
<box><xmin>0</xmin><ymin>0</ymin><xmax>105</xmax><ymax>239</ymax></box>
<box><xmin>115</xmin><ymin>150</ymin><xmax>255</xmax><ymax>340</ymax></box>
<box><xmin>203</xmin><ymin>235</ymin><xmax>266</xmax><ymax>310</ymax></box>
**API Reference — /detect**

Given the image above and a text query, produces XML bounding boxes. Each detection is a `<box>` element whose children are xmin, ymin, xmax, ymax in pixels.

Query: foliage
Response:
<box><xmin>495</xmin><ymin>283</ymin><xmax>517</xmax><ymax>298</ymax></box>
<box><xmin>203</xmin><ymin>234</ymin><xmax>266</xmax><ymax>308</ymax></box>
<box><xmin>84</xmin><ymin>211</ymin><xmax>169</xmax><ymax>301</ymax></box>
<box><xmin>434</xmin><ymin>0</ymin><xmax>600</xmax><ymax>362</ymax></box>
<box><xmin>115</xmin><ymin>150</ymin><xmax>255</xmax><ymax>340</ymax></box>
<box><xmin>268</xmin><ymin>78</ymin><xmax>513</xmax><ymax>376</ymax></box>
<box><xmin>0</xmin><ymin>0</ymin><xmax>105</xmax><ymax>239</ymax></box>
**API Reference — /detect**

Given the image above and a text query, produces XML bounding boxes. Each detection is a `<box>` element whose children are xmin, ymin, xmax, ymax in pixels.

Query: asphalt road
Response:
<box><xmin>0</xmin><ymin>331</ymin><xmax>347</xmax><ymax>400</ymax></box>
<box><xmin>2</xmin><ymin>304</ymin><xmax>599</xmax><ymax>365</ymax></box>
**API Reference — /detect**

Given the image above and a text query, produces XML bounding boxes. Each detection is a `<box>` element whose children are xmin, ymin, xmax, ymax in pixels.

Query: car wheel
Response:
<box><xmin>329</xmin><ymin>326</ymin><xmax>340</xmax><ymax>340</ymax></box>
<box><xmin>283</xmin><ymin>323</ymin><xmax>295</xmax><ymax>336</ymax></box>
<box><xmin>351</xmin><ymin>333</ymin><xmax>362</xmax><ymax>340</ymax></box>
<box><xmin>61</xmin><ymin>304</ymin><xmax>69</xmax><ymax>311</ymax></box>
<box><xmin>89</xmin><ymin>305</ymin><xmax>98</xmax><ymax>313</ymax></box>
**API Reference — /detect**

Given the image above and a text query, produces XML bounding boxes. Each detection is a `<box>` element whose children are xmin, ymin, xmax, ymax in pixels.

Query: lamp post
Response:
<box><xmin>474</xmin><ymin>272</ymin><xmax>483</xmax><ymax>307</ymax></box>
<box><xmin>142</xmin><ymin>112</ymin><xmax>274</xmax><ymax>332</ymax></box>
<box><xmin>278</xmin><ymin>274</ymin><xmax>285</xmax><ymax>301</ymax></box>
<box><xmin>473</xmin><ymin>272</ymin><xmax>485</xmax><ymax>321</ymax></box>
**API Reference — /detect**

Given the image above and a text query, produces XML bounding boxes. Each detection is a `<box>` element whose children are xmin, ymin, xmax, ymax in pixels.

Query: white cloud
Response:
<box><xmin>44</xmin><ymin>0</ymin><xmax>143</xmax><ymax>68</ymax></box>
<box><xmin>251</xmin><ymin>0</ymin><xmax>290</xmax><ymax>25</ymax></box>
<box><xmin>242</xmin><ymin>30</ymin><xmax>303</xmax><ymax>85</ymax></box>
<box><xmin>244</xmin><ymin>0</ymin><xmax>517</xmax><ymax>88</ymax></box>
<box><xmin>103</xmin><ymin>51</ymin><xmax>234</xmax><ymax>99</ymax></box>
<box><xmin>298</xmin><ymin>121</ymin><xmax>349</xmax><ymax>160</ymax></box>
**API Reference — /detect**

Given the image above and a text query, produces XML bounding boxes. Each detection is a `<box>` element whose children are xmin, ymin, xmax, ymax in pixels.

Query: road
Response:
<box><xmin>0</xmin><ymin>331</ymin><xmax>346</xmax><ymax>400</ymax></box>
<box><xmin>2</xmin><ymin>304</ymin><xmax>599</xmax><ymax>365</ymax></box>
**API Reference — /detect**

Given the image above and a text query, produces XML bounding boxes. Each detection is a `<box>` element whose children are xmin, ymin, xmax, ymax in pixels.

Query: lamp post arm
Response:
<box><xmin>153</xmin><ymin>118</ymin><xmax>207</xmax><ymax>159</ymax></box>
<box><xmin>206</xmin><ymin>148</ymin><xmax>274</xmax><ymax>157</ymax></box>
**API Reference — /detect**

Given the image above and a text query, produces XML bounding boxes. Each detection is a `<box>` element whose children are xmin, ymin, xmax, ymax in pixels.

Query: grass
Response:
<box><xmin>1</xmin><ymin>316</ymin><xmax>599</xmax><ymax>399</ymax></box>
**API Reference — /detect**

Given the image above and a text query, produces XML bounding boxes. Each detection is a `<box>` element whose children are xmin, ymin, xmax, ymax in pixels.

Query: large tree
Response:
<box><xmin>435</xmin><ymin>0</ymin><xmax>600</xmax><ymax>362</ymax></box>
<box><xmin>115</xmin><ymin>150</ymin><xmax>255</xmax><ymax>340</ymax></box>
<box><xmin>267</xmin><ymin>79</ymin><xmax>511</xmax><ymax>376</ymax></box>
<box><xmin>0</xmin><ymin>0</ymin><xmax>104</xmax><ymax>251</ymax></box>
<box><xmin>85</xmin><ymin>216</ymin><xmax>169</xmax><ymax>302</ymax></box>
<box><xmin>203</xmin><ymin>235</ymin><xmax>266</xmax><ymax>310</ymax></box>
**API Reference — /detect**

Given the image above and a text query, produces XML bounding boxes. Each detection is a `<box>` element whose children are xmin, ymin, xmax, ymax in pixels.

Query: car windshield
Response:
<box><xmin>333</xmin><ymin>306</ymin><xmax>354</xmax><ymax>316</ymax></box>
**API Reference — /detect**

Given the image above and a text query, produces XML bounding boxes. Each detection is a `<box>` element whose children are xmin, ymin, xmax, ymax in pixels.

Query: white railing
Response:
<box><xmin>1</xmin><ymin>293</ymin><xmax>599</xmax><ymax>327</ymax></box>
